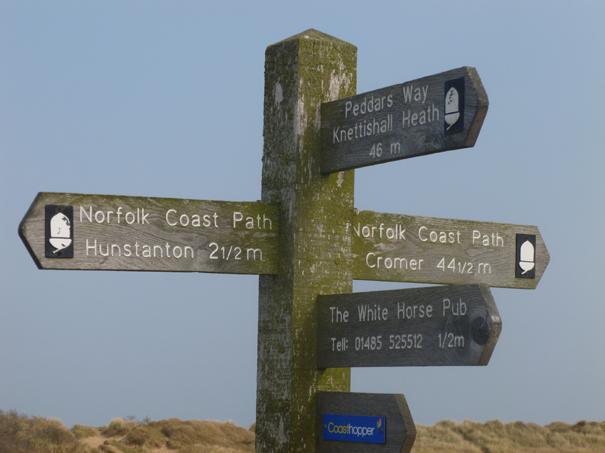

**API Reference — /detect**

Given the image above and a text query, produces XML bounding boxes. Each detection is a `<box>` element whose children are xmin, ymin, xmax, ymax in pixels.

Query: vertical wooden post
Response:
<box><xmin>256</xmin><ymin>29</ymin><xmax>357</xmax><ymax>452</ymax></box>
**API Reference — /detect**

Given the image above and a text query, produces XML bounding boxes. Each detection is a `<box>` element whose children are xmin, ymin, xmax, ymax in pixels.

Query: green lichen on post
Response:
<box><xmin>256</xmin><ymin>30</ymin><xmax>357</xmax><ymax>452</ymax></box>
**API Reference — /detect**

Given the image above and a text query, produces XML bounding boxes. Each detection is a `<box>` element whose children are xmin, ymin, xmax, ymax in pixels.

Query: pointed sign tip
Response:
<box><xmin>533</xmin><ymin>227</ymin><xmax>551</xmax><ymax>289</ymax></box>
<box><xmin>19</xmin><ymin>193</ymin><xmax>44</xmax><ymax>270</ymax></box>
<box><xmin>18</xmin><ymin>216</ymin><xmax>43</xmax><ymax>270</ymax></box>
<box><xmin>476</xmin><ymin>285</ymin><xmax>502</xmax><ymax>365</ymax></box>
<box><xmin>394</xmin><ymin>394</ymin><xmax>417</xmax><ymax>451</ymax></box>
<box><xmin>463</xmin><ymin>66</ymin><xmax>489</xmax><ymax>148</ymax></box>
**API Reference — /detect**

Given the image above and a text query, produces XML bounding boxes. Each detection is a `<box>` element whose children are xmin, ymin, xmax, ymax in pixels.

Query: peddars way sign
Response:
<box><xmin>320</xmin><ymin>67</ymin><xmax>488</xmax><ymax>173</ymax></box>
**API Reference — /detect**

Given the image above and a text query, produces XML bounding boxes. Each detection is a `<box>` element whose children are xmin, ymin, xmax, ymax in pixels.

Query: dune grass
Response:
<box><xmin>413</xmin><ymin>420</ymin><xmax>605</xmax><ymax>453</ymax></box>
<box><xmin>0</xmin><ymin>410</ymin><xmax>603</xmax><ymax>452</ymax></box>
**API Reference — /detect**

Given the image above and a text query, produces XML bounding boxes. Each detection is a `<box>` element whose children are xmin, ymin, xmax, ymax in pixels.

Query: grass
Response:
<box><xmin>0</xmin><ymin>410</ymin><xmax>603</xmax><ymax>452</ymax></box>
<box><xmin>0</xmin><ymin>410</ymin><xmax>85</xmax><ymax>453</ymax></box>
<box><xmin>414</xmin><ymin>420</ymin><xmax>605</xmax><ymax>453</ymax></box>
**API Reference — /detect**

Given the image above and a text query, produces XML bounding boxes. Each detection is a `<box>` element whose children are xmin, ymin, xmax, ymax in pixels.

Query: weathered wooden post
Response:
<box><xmin>256</xmin><ymin>29</ymin><xmax>357</xmax><ymax>452</ymax></box>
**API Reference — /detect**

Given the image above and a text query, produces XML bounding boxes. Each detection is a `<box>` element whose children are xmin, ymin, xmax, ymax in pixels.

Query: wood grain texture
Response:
<box><xmin>19</xmin><ymin>192</ymin><xmax>279</xmax><ymax>274</ymax></box>
<box><xmin>320</xmin><ymin>67</ymin><xmax>488</xmax><ymax>173</ymax></box>
<box><xmin>317</xmin><ymin>392</ymin><xmax>416</xmax><ymax>453</ymax></box>
<box><xmin>255</xmin><ymin>29</ymin><xmax>357</xmax><ymax>453</ymax></box>
<box><xmin>317</xmin><ymin>285</ymin><xmax>501</xmax><ymax>368</ymax></box>
<box><xmin>351</xmin><ymin>210</ymin><xmax>550</xmax><ymax>289</ymax></box>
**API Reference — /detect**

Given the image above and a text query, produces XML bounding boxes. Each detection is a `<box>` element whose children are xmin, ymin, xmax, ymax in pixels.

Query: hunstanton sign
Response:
<box><xmin>19</xmin><ymin>192</ymin><xmax>279</xmax><ymax>274</ymax></box>
<box><xmin>18</xmin><ymin>29</ymin><xmax>550</xmax><ymax>453</ymax></box>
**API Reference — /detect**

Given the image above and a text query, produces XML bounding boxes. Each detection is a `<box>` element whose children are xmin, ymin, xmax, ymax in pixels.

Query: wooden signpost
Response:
<box><xmin>19</xmin><ymin>192</ymin><xmax>279</xmax><ymax>274</ymax></box>
<box><xmin>320</xmin><ymin>67</ymin><xmax>488</xmax><ymax>173</ymax></box>
<box><xmin>254</xmin><ymin>30</ymin><xmax>357</xmax><ymax>453</ymax></box>
<box><xmin>17</xmin><ymin>29</ymin><xmax>551</xmax><ymax>453</ymax></box>
<box><xmin>352</xmin><ymin>210</ymin><xmax>549</xmax><ymax>289</ymax></box>
<box><xmin>317</xmin><ymin>392</ymin><xmax>416</xmax><ymax>453</ymax></box>
<box><xmin>318</xmin><ymin>285</ymin><xmax>500</xmax><ymax>368</ymax></box>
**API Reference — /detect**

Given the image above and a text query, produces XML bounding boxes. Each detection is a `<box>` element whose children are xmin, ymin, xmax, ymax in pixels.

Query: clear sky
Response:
<box><xmin>1</xmin><ymin>1</ymin><xmax>604</xmax><ymax>428</ymax></box>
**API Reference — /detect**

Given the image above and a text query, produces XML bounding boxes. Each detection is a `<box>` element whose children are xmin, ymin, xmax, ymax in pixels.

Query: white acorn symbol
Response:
<box><xmin>444</xmin><ymin>87</ymin><xmax>460</xmax><ymax>131</ymax></box>
<box><xmin>49</xmin><ymin>213</ymin><xmax>72</xmax><ymax>254</ymax></box>
<box><xmin>519</xmin><ymin>240</ymin><xmax>535</xmax><ymax>274</ymax></box>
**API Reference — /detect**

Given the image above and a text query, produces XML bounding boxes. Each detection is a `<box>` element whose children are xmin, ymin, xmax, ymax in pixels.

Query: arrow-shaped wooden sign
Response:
<box><xmin>317</xmin><ymin>391</ymin><xmax>416</xmax><ymax>453</ymax></box>
<box><xmin>19</xmin><ymin>192</ymin><xmax>279</xmax><ymax>274</ymax></box>
<box><xmin>351</xmin><ymin>210</ymin><xmax>549</xmax><ymax>289</ymax></box>
<box><xmin>320</xmin><ymin>67</ymin><xmax>488</xmax><ymax>173</ymax></box>
<box><xmin>317</xmin><ymin>285</ymin><xmax>500</xmax><ymax>368</ymax></box>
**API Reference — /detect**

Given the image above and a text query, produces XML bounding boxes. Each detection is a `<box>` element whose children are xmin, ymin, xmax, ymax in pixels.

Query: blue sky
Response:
<box><xmin>1</xmin><ymin>1</ymin><xmax>604</xmax><ymax>427</ymax></box>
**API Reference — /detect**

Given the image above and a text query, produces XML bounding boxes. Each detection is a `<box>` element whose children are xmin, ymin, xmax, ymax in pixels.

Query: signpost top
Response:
<box><xmin>320</xmin><ymin>66</ymin><xmax>488</xmax><ymax>173</ymax></box>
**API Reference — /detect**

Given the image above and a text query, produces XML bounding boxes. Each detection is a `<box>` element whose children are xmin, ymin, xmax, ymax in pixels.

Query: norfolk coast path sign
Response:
<box><xmin>317</xmin><ymin>392</ymin><xmax>416</xmax><ymax>453</ymax></box>
<box><xmin>318</xmin><ymin>285</ymin><xmax>501</xmax><ymax>368</ymax></box>
<box><xmin>19</xmin><ymin>192</ymin><xmax>279</xmax><ymax>274</ymax></box>
<box><xmin>351</xmin><ymin>210</ymin><xmax>550</xmax><ymax>289</ymax></box>
<box><xmin>320</xmin><ymin>67</ymin><xmax>488</xmax><ymax>173</ymax></box>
